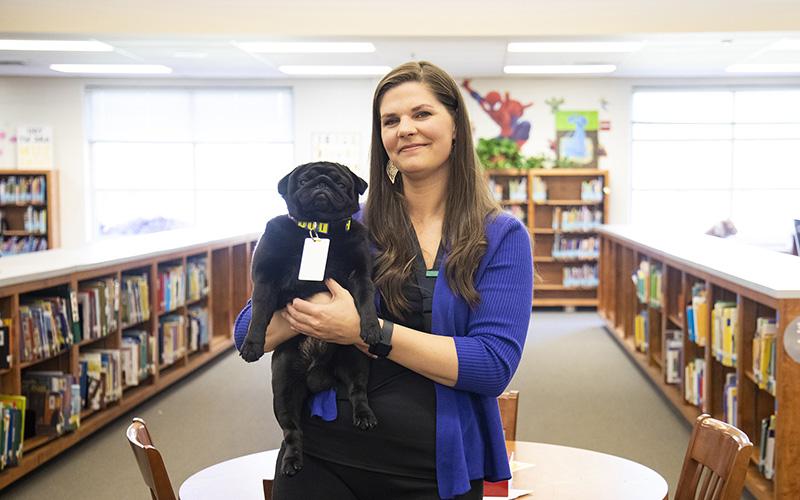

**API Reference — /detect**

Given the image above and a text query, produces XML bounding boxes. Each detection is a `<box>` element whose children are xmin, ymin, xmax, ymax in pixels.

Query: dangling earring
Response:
<box><xmin>386</xmin><ymin>160</ymin><xmax>399</xmax><ymax>184</ymax></box>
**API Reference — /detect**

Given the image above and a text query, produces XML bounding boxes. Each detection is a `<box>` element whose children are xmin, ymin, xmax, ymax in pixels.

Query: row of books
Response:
<box><xmin>489</xmin><ymin>178</ymin><xmax>528</xmax><ymax>203</ymax></box>
<box><xmin>664</xmin><ymin>329</ymin><xmax>682</xmax><ymax>384</ymax></box>
<box><xmin>502</xmin><ymin>206</ymin><xmax>526</xmax><ymax>225</ymax></box>
<box><xmin>532</xmin><ymin>178</ymin><xmax>546</xmax><ymax>202</ymax></box>
<box><xmin>753</xmin><ymin>317</ymin><xmax>777</xmax><ymax>395</ymax></box>
<box><xmin>158</xmin><ymin>265</ymin><xmax>186</xmax><ymax>312</ymax></box>
<box><xmin>580</xmin><ymin>177</ymin><xmax>604</xmax><ymax>202</ymax></box>
<box><xmin>0</xmin><ymin>318</ymin><xmax>10</xmax><ymax>369</ymax></box>
<box><xmin>686</xmin><ymin>283</ymin><xmax>709</xmax><ymax>346</ymax></box>
<box><xmin>552</xmin><ymin>235</ymin><xmax>599</xmax><ymax>259</ymax></box>
<box><xmin>759</xmin><ymin>415</ymin><xmax>776</xmax><ymax>480</ymax></box>
<box><xmin>562</xmin><ymin>264</ymin><xmax>598</xmax><ymax>288</ymax></box>
<box><xmin>723</xmin><ymin>372</ymin><xmax>737</xmax><ymax>427</ymax></box>
<box><xmin>684</xmin><ymin>358</ymin><xmax>706</xmax><ymax>407</ymax></box>
<box><xmin>188</xmin><ymin>307</ymin><xmax>210</xmax><ymax>353</ymax></box>
<box><xmin>187</xmin><ymin>258</ymin><xmax>209</xmax><ymax>302</ymax></box>
<box><xmin>633</xmin><ymin>261</ymin><xmax>663</xmax><ymax>307</ymax></box>
<box><xmin>22</xmin><ymin>206</ymin><xmax>47</xmax><ymax>234</ymax></box>
<box><xmin>0</xmin><ymin>235</ymin><xmax>47</xmax><ymax>255</ymax></box>
<box><xmin>159</xmin><ymin>314</ymin><xmax>187</xmax><ymax>366</ymax></box>
<box><xmin>551</xmin><ymin>206</ymin><xmax>602</xmax><ymax>232</ymax></box>
<box><xmin>0</xmin><ymin>395</ymin><xmax>25</xmax><ymax>470</ymax></box>
<box><xmin>711</xmin><ymin>301</ymin><xmax>737</xmax><ymax>368</ymax></box>
<box><xmin>21</xmin><ymin>371</ymin><xmax>81</xmax><ymax>439</ymax></box>
<box><xmin>121</xmin><ymin>330</ymin><xmax>155</xmax><ymax>388</ymax></box>
<box><xmin>79</xmin><ymin>350</ymin><xmax>122</xmax><ymax>411</ymax></box>
<box><xmin>121</xmin><ymin>274</ymin><xmax>150</xmax><ymax>326</ymax></box>
<box><xmin>0</xmin><ymin>175</ymin><xmax>47</xmax><ymax>205</ymax></box>
<box><xmin>634</xmin><ymin>311</ymin><xmax>649</xmax><ymax>353</ymax></box>
<box><xmin>19</xmin><ymin>297</ymin><xmax>75</xmax><ymax>363</ymax></box>
<box><xmin>77</xmin><ymin>277</ymin><xmax>119</xmax><ymax>343</ymax></box>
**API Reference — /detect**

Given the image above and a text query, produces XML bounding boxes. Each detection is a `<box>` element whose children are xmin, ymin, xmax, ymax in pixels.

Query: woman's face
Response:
<box><xmin>379</xmin><ymin>81</ymin><xmax>455</xmax><ymax>180</ymax></box>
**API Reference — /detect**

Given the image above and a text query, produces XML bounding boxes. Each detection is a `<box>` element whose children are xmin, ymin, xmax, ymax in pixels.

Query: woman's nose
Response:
<box><xmin>397</xmin><ymin>116</ymin><xmax>416</xmax><ymax>137</ymax></box>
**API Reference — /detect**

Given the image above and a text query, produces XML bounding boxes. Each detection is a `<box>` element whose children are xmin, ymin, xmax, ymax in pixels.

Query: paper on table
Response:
<box><xmin>485</xmin><ymin>488</ymin><xmax>533</xmax><ymax>500</ymax></box>
<box><xmin>510</xmin><ymin>460</ymin><xmax>535</xmax><ymax>473</ymax></box>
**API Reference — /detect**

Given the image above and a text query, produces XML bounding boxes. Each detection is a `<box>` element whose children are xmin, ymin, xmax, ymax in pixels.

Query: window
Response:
<box><xmin>86</xmin><ymin>87</ymin><xmax>294</xmax><ymax>238</ymax></box>
<box><xmin>631</xmin><ymin>88</ymin><xmax>800</xmax><ymax>249</ymax></box>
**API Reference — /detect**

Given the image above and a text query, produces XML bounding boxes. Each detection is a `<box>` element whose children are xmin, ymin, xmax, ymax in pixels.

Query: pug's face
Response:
<box><xmin>278</xmin><ymin>162</ymin><xmax>368</xmax><ymax>221</ymax></box>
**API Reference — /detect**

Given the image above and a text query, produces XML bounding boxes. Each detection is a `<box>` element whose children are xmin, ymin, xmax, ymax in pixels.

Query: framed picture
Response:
<box><xmin>555</xmin><ymin>111</ymin><xmax>599</xmax><ymax>168</ymax></box>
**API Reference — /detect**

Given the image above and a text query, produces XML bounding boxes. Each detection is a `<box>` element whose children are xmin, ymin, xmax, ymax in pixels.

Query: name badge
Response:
<box><xmin>298</xmin><ymin>238</ymin><xmax>330</xmax><ymax>281</ymax></box>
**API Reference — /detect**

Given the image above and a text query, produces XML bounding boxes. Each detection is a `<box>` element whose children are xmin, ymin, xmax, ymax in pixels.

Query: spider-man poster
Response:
<box><xmin>462</xmin><ymin>80</ymin><xmax>532</xmax><ymax>147</ymax></box>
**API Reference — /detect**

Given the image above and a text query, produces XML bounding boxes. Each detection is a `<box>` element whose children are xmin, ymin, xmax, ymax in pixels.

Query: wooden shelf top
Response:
<box><xmin>0</xmin><ymin>228</ymin><xmax>260</xmax><ymax>289</ymax></box>
<box><xmin>600</xmin><ymin>224</ymin><xmax>800</xmax><ymax>299</ymax></box>
<box><xmin>534</xmin><ymin>200</ymin><xmax>602</xmax><ymax>206</ymax></box>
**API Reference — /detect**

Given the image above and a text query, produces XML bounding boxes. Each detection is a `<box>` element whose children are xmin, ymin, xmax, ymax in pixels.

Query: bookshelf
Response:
<box><xmin>0</xmin><ymin>229</ymin><xmax>259</xmax><ymax>488</ymax></box>
<box><xmin>0</xmin><ymin>169</ymin><xmax>59</xmax><ymax>255</ymax></box>
<box><xmin>598</xmin><ymin>225</ymin><xmax>800</xmax><ymax>500</ymax></box>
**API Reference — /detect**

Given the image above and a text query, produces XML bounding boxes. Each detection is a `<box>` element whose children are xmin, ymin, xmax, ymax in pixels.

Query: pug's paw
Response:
<box><xmin>360</xmin><ymin>322</ymin><xmax>381</xmax><ymax>346</ymax></box>
<box><xmin>239</xmin><ymin>338</ymin><xmax>265</xmax><ymax>362</ymax></box>
<box><xmin>353</xmin><ymin>406</ymin><xmax>378</xmax><ymax>430</ymax></box>
<box><xmin>281</xmin><ymin>454</ymin><xmax>303</xmax><ymax>476</ymax></box>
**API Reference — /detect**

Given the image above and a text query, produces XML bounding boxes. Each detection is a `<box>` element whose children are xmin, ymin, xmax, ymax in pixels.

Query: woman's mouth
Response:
<box><xmin>400</xmin><ymin>144</ymin><xmax>427</xmax><ymax>153</ymax></box>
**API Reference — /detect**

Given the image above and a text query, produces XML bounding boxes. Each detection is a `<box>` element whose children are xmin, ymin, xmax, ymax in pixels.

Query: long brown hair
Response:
<box><xmin>365</xmin><ymin>61</ymin><xmax>500</xmax><ymax>318</ymax></box>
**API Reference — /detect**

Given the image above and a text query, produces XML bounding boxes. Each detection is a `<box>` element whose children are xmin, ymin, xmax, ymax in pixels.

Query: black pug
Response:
<box><xmin>239</xmin><ymin>161</ymin><xmax>381</xmax><ymax>476</ymax></box>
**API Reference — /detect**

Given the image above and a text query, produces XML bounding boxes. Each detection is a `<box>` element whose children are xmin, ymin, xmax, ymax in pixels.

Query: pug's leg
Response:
<box><xmin>334</xmin><ymin>347</ymin><xmax>377</xmax><ymax>430</ymax></box>
<box><xmin>240</xmin><ymin>280</ymin><xmax>277</xmax><ymax>362</ymax></box>
<box><xmin>272</xmin><ymin>343</ymin><xmax>310</xmax><ymax>475</ymax></box>
<box><xmin>349</xmin><ymin>273</ymin><xmax>381</xmax><ymax>346</ymax></box>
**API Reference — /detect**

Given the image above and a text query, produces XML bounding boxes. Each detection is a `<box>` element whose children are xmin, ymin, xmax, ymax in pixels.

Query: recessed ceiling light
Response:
<box><xmin>278</xmin><ymin>65</ymin><xmax>390</xmax><ymax>76</ymax></box>
<box><xmin>767</xmin><ymin>39</ymin><xmax>800</xmax><ymax>51</ymax></box>
<box><xmin>726</xmin><ymin>63</ymin><xmax>800</xmax><ymax>74</ymax></box>
<box><xmin>507</xmin><ymin>42</ymin><xmax>643</xmax><ymax>53</ymax></box>
<box><xmin>0</xmin><ymin>39</ymin><xmax>113</xmax><ymax>52</ymax></box>
<box><xmin>504</xmin><ymin>64</ymin><xmax>617</xmax><ymax>74</ymax></box>
<box><xmin>49</xmin><ymin>64</ymin><xmax>173</xmax><ymax>74</ymax></box>
<box><xmin>235</xmin><ymin>42</ymin><xmax>375</xmax><ymax>53</ymax></box>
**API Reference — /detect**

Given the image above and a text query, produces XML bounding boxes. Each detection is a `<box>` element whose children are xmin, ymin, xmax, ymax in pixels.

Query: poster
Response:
<box><xmin>17</xmin><ymin>126</ymin><xmax>53</xmax><ymax>170</ymax></box>
<box><xmin>555</xmin><ymin>111</ymin><xmax>598</xmax><ymax>168</ymax></box>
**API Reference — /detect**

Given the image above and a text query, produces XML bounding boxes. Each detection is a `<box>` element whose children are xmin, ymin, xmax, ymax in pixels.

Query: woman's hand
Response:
<box><xmin>283</xmin><ymin>279</ymin><xmax>365</xmax><ymax>346</ymax></box>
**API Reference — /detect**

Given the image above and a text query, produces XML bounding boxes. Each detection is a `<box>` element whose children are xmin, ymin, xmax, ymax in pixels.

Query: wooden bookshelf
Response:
<box><xmin>598</xmin><ymin>225</ymin><xmax>800</xmax><ymax>500</ymax></box>
<box><xmin>0</xmin><ymin>169</ymin><xmax>59</xmax><ymax>255</ymax></box>
<box><xmin>0</xmin><ymin>229</ymin><xmax>259</xmax><ymax>489</ymax></box>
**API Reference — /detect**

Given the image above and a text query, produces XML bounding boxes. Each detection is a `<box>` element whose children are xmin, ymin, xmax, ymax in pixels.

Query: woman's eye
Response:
<box><xmin>383</xmin><ymin>119</ymin><xmax>397</xmax><ymax>126</ymax></box>
<box><xmin>415</xmin><ymin>111</ymin><xmax>431</xmax><ymax>118</ymax></box>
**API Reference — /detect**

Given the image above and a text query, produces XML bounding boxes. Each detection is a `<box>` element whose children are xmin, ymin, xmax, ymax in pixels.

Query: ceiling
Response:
<box><xmin>0</xmin><ymin>32</ymin><xmax>800</xmax><ymax>79</ymax></box>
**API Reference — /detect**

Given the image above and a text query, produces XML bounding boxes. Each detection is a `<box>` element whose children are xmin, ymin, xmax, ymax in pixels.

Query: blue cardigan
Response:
<box><xmin>233</xmin><ymin>212</ymin><xmax>532</xmax><ymax>499</ymax></box>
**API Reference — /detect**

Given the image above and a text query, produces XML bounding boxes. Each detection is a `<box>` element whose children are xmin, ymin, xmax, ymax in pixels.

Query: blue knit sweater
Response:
<box><xmin>233</xmin><ymin>212</ymin><xmax>532</xmax><ymax>499</ymax></box>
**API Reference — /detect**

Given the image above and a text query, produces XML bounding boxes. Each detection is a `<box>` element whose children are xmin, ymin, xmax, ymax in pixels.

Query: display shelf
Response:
<box><xmin>0</xmin><ymin>229</ymin><xmax>258</xmax><ymax>489</ymax></box>
<box><xmin>599</xmin><ymin>225</ymin><xmax>800</xmax><ymax>499</ymax></box>
<box><xmin>0</xmin><ymin>169</ymin><xmax>59</xmax><ymax>255</ymax></box>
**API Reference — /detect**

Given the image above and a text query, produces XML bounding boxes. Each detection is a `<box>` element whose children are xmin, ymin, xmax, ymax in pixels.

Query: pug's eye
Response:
<box><xmin>299</xmin><ymin>179</ymin><xmax>307</xmax><ymax>186</ymax></box>
<box><xmin>337</xmin><ymin>182</ymin><xmax>345</xmax><ymax>189</ymax></box>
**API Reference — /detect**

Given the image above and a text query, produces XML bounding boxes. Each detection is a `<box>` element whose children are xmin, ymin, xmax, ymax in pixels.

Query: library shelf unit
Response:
<box><xmin>0</xmin><ymin>169</ymin><xmax>59</xmax><ymax>255</ymax></box>
<box><xmin>0</xmin><ymin>228</ymin><xmax>259</xmax><ymax>489</ymax></box>
<box><xmin>598</xmin><ymin>225</ymin><xmax>800</xmax><ymax>500</ymax></box>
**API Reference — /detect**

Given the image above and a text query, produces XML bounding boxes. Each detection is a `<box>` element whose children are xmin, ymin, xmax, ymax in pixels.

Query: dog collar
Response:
<box><xmin>289</xmin><ymin>216</ymin><xmax>352</xmax><ymax>235</ymax></box>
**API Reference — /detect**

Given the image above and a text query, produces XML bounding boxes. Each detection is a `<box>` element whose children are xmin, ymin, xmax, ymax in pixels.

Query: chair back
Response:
<box><xmin>497</xmin><ymin>390</ymin><xmax>519</xmax><ymax>441</ymax></box>
<box><xmin>675</xmin><ymin>414</ymin><xmax>753</xmax><ymax>500</ymax></box>
<box><xmin>126</xmin><ymin>417</ymin><xmax>177</xmax><ymax>500</ymax></box>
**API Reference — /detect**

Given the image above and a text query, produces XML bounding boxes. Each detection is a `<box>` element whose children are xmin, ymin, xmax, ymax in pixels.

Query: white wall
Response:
<box><xmin>2</xmin><ymin>74</ymin><xmax>799</xmax><ymax>248</ymax></box>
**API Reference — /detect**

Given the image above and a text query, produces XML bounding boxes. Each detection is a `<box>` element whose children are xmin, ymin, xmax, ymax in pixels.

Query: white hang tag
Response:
<box><xmin>298</xmin><ymin>237</ymin><xmax>330</xmax><ymax>281</ymax></box>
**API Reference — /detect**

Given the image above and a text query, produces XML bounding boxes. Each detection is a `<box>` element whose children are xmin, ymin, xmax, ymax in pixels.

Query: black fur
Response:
<box><xmin>239</xmin><ymin>161</ymin><xmax>380</xmax><ymax>476</ymax></box>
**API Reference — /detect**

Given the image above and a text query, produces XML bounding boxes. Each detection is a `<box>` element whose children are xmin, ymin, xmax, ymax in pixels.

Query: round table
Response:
<box><xmin>179</xmin><ymin>441</ymin><xmax>668</xmax><ymax>499</ymax></box>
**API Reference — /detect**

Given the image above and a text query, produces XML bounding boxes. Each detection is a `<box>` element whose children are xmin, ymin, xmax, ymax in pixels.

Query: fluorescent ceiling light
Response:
<box><xmin>0</xmin><ymin>39</ymin><xmax>113</xmax><ymax>52</ymax></box>
<box><xmin>504</xmin><ymin>64</ymin><xmax>617</xmax><ymax>74</ymax></box>
<box><xmin>766</xmin><ymin>39</ymin><xmax>800</xmax><ymax>51</ymax></box>
<box><xmin>235</xmin><ymin>42</ymin><xmax>375</xmax><ymax>53</ymax></box>
<box><xmin>279</xmin><ymin>65</ymin><xmax>390</xmax><ymax>76</ymax></box>
<box><xmin>726</xmin><ymin>63</ymin><xmax>800</xmax><ymax>74</ymax></box>
<box><xmin>49</xmin><ymin>64</ymin><xmax>173</xmax><ymax>74</ymax></box>
<box><xmin>508</xmin><ymin>42</ymin><xmax>643</xmax><ymax>53</ymax></box>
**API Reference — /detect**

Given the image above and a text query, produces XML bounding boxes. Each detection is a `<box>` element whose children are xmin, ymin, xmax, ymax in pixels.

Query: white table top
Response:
<box><xmin>600</xmin><ymin>224</ymin><xmax>800</xmax><ymax>299</ymax></box>
<box><xmin>179</xmin><ymin>442</ymin><xmax>668</xmax><ymax>500</ymax></box>
<box><xmin>0</xmin><ymin>228</ymin><xmax>261</xmax><ymax>288</ymax></box>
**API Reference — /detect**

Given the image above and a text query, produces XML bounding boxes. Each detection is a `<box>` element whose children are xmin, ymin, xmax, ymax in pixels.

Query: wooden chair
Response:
<box><xmin>674</xmin><ymin>414</ymin><xmax>753</xmax><ymax>500</ymax></box>
<box><xmin>497</xmin><ymin>390</ymin><xmax>519</xmax><ymax>441</ymax></box>
<box><xmin>126</xmin><ymin>417</ymin><xmax>177</xmax><ymax>500</ymax></box>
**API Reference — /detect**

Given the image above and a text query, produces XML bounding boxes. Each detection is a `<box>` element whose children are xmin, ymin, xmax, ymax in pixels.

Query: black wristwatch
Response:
<box><xmin>368</xmin><ymin>320</ymin><xmax>394</xmax><ymax>358</ymax></box>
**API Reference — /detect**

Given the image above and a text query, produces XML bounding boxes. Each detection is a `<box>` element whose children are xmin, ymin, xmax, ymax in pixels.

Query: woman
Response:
<box><xmin>234</xmin><ymin>61</ymin><xmax>533</xmax><ymax>499</ymax></box>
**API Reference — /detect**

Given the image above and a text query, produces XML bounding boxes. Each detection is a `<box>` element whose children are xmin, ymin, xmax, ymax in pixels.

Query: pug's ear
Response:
<box><xmin>278</xmin><ymin>171</ymin><xmax>292</xmax><ymax>196</ymax></box>
<box><xmin>352</xmin><ymin>171</ymin><xmax>368</xmax><ymax>195</ymax></box>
